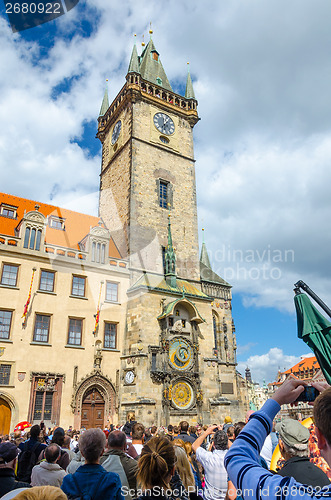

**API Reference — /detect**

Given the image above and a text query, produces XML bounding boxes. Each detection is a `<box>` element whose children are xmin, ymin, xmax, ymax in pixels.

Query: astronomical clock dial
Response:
<box><xmin>124</xmin><ymin>370</ymin><xmax>135</xmax><ymax>384</ymax></box>
<box><xmin>172</xmin><ymin>381</ymin><xmax>194</xmax><ymax>410</ymax></box>
<box><xmin>111</xmin><ymin>120</ymin><xmax>122</xmax><ymax>145</ymax></box>
<box><xmin>169</xmin><ymin>338</ymin><xmax>193</xmax><ymax>371</ymax></box>
<box><xmin>153</xmin><ymin>112</ymin><xmax>175</xmax><ymax>135</ymax></box>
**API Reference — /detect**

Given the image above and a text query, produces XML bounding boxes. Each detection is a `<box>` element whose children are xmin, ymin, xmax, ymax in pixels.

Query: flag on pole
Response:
<box><xmin>22</xmin><ymin>268</ymin><xmax>36</xmax><ymax>325</ymax></box>
<box><xmin>93</xmin><ymin>281</ymin><xmax>104</xmax><ymax>335</ymax></box>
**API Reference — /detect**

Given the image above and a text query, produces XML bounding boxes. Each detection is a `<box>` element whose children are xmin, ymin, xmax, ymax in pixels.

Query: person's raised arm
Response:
<box><xmin>192</xmin><ymin>425</ymin><xmax>218</xmax><ymax>453</ymax></box>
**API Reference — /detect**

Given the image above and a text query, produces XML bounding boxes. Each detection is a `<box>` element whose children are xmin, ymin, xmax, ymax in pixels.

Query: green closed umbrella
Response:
<box><xmin>294</xmin><ymin>292</ymin><xmax>331</xmax><ymax>384</ymax></box>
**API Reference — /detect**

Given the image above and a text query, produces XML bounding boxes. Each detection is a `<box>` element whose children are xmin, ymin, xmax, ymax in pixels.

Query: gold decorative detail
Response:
<box><xmin>169</xmin><ymin>338</ymin><xmax>193</xmax><ymax>371</ymax></box>
<box><xmin>172</xmin><ymin>381</ymin><xmax>193</xmax><ymax>409</ymax></box>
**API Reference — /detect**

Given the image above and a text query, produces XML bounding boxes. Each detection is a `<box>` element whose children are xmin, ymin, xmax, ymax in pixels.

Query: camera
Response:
<box><xmin>295</xmin><ymin>386</ymin><xmax>319</xmax><ymax>403</ymax></box>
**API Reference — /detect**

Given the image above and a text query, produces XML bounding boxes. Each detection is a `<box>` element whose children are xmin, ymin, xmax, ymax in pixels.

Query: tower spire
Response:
<box><xmin>185</xmin><ymin>62</ymin><xmax>195</xmax><ymax>99</ymax></box>
<box><xmin>99</xmin><ymin>79</ymin><xmax>109</xmax><ymax>116</ymax></box>
<box><xmin>200</xmin><ymin>229</ymin><xmax>212</xmax><ymax>269</ymax></box>
<box><xmin>128</xmin><ymin>35</ymin><xmax>140</xmax><ymax>74</ymax></box>
<box><xmin>165</xmin><ymin>212</ymin><xmax>176</xmax><ymax>288</ymax></box>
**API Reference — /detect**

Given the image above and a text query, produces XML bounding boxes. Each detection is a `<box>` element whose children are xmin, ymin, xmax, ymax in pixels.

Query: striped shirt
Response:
<box><xmin>196</xmin><ymin>447</ymin><xmax>228</xmax><ymax>500</ymax></box>
<box><xmin>225</xmin><ymin>399</ymin><xmax>331</xmax><ymax>500</ymax></box>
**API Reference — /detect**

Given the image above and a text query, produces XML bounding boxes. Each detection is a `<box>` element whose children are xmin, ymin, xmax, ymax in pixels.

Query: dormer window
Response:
<box><xmin>1</xmin><ymin>204</ymin><xmax>17</xmax><ymax>219</ymax></box>
<box><xmin>91</xmin><ymin>241</ymin><xmax>106</xmax><ymax>264</ymax></box>
<box><xmin>49</xmin><ymin>217</ymin><xmax>65</xmax><ymax>230</ymax></box>
<box><xmin>151</xmin><ymin>51</ymin><xmax>159</xmax><ymax>62</ymax></box>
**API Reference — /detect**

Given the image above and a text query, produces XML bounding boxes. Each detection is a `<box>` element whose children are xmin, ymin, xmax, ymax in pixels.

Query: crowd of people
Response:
<box><xmin>0</xmin><ymin>377</ymin><xmax>331</xmax><ymax>500</ymax></box>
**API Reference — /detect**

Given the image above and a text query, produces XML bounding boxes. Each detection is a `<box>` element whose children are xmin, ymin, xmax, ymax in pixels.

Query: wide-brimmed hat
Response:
<box><xmin>276</xmin><ymin>419</ymin><xmax>309</xmax><ymax>447</ymax></box>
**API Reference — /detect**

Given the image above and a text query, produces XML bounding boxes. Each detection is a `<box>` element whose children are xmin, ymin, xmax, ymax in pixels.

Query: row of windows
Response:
<box><xmin>0</xmin><ymin>310</ymin><xmax>117</xmax><ymax>349</ymax></box>
<box><xmin>0</xmin><ymin>264</ymin><xmax>119</xmax><ymax>301</ymax></box>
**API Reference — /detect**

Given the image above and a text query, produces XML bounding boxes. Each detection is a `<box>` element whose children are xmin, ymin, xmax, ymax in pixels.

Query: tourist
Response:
<box><xmin>174</xmin><ymin>445</ymin><xmax>196</xmax><ymax>495</ymax></box>
<box><xmin>127</xmin><ymin>422</ymin><xmax>145</xmax><ymax>458</ymax></box>
<box><xmin>178</xmin><ymin>422</ymin><xmax>195</xmax><ymax>444</ymax></box>
<box><xmin>100</xmin><ymin>430</ymin><xmax>137</xmax><ymax>493</ymax></box>
<box><xmin>13</xmin><ymin>485</ymin><xmax>67</xmax><ymax>500</ymax></box>
<box><xmin>62</xmin><ymin>435</ymin><xmax>76</xmax><ymax>462</ymax></box>
<box><xmin>0</xmin><ymin>442</ymin><xmax>31</xmax><ymax>496</ymax></box>
<box><xmin>275</xmin><ymin>418</ymin><xmax>330</xmax><ymax>486</ymax></box>
<box><xmin>31</xmin><ymin>444</ymin><xmax>67</xmax><ymax>487</ymax></box>
<box><xmin>38</xmin><ymin>428</ymin><xmax>69</xmax><ymax>471</ymax></box>
<box><xmin>136</xmin><ymin>436</ymin><xmax>187</xmax><ymax>499</ymax></box>
<box><xmin>192</xmin><ymin>427</ymin><xmax>229</xmax><ymax>500</ymax></box>
<box><xmin>225</xmin><ymin>377</ymin><xmax>331</xmax><ymax>500</ymax></box>
<box><xmin>61</xmin><ymin>428</ymin><xmax>123</xmax><ymax>499</ymax></box>
<box><xmin>17</xmin><ymin>425</ymin><xmax>47</xmax><ymax>483</ymax></box>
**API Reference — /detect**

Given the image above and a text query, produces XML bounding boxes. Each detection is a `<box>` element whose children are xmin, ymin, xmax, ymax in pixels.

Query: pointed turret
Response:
<box><xmin>185</xmin><ymin>63</ymin><xmax>195</xmax><ymax>99</ymax></box>
<box><xmin>139</xmin><ymin>39</ymin><xmax>173</xmax><ymax>91</ymax></box>
<box><xmin>165</xmin><ymin>214</ymin><xmax>176</xmax><ymax>288</ymax></box>
<box><xmin>200</xmin><ymin>241</ymin><xmax>212</xmax><ymax>269</ymax></box>
<box><xmin>128</xmin><ymin>41</ymin><xmax>140</xmax><ymax>74</ymax></box>
<box><xmin>99</xmin><ymin>84</ymin><xmax>109</xmax><ymax>117</ymax></box>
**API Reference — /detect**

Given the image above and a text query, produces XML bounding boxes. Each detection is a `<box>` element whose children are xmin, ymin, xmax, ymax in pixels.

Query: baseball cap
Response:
<box><xmin>53</xmin><ymin>427</ymin><xmax>65</xmax><ymax>436</ymax></box>
<box><xmin>275</xmin><ymin>419</ymin><xmax>309</xmax><ymax>447</ymax></box>
<box><xmin>224</xmin><ymin>416</ymin><xmax>232</xmax><ymax>424</ymax></box>
<box><xmin>0</xmin><ymin>442</ymin><xmax>19</xmax><ymax>464</ymax></box>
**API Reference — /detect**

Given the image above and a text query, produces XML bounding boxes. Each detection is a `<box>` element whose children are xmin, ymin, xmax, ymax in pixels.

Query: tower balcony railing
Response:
<box><xmin>98</xmin><ymin>74</ymin><xmax>197</xmax><ymax>131</ymax></box>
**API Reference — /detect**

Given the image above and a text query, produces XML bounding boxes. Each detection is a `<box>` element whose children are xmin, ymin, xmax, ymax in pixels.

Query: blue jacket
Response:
<box><xmin>61</xmin><ymin>463</ymin><xmax>124</xmax><ymax>500</ymax></box>
<box><xmin>225</xmin><ymin>399</ymin><xmax>331</xmax><ymax>500</ymax></box>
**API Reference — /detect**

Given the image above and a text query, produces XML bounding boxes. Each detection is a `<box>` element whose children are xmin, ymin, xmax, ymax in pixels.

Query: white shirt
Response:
<box><xmin>196</xmin><ymin>447</ymin><xmax>228</xmax><ymax>500</ymax></box>
<box><xmin>132</xmin><ymin>443</ymin><xmax>143</xmax><ymax>455</ymax></box>
<box><xmin>260</xmin><ymin>434</ymin><xmax>273</xmax><ymax>469</ymax></box>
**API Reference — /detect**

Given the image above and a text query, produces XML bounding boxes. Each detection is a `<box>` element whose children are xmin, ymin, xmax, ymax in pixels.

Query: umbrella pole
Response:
<box><xmin>294</xmin><ymin>280</ymin><xmax>331</xmax><ymax>318</ymax></box>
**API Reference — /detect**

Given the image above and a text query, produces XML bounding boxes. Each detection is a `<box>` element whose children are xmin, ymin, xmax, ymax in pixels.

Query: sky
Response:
<box><xmin>1</xmin><ymin>0</ymin><xmax>331</xmax><ymax>384</ymax></box>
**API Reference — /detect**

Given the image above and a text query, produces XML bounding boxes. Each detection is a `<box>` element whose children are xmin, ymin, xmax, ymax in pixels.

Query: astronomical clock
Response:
<box><xmin>150</xmin><ymin>299</ymin><xmax>204</xmax><ymax>421</ymax></box>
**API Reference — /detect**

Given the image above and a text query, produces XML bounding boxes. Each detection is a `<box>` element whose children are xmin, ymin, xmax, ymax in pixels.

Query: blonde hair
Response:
<box><xmin>174</xmin><ymin>446</ymin><xmax>195</xmax><ymax>491</ymax></box>
<box><xmin>172</xmin><ymin>438</ymin><xmax>185</xmax><ymax>448</ymax></box>
<box><xmin>13</xmin><ymin>486</ymin><xmax>67</xmax><ymax>500</ymax></box>
<box><xmin>137</xmin><ymin>436</ymin><xmax>175</xmax><ymax>490</ymax></box>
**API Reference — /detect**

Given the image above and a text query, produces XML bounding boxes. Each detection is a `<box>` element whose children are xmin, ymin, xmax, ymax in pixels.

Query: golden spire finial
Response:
<box><xmin>149</xmin><ymin>22</ymin><xmax>153</xmax><ymax>35</ymax></box>
<box><xmin>141</xmin><ymin>34</ymin><xmax>145</xmax><ymax>47</ymax></box>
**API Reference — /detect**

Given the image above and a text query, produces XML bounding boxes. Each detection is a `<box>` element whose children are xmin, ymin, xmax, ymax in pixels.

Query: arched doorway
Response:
<box><xmin>81</xmin><ymin>387</ymin><xmax>105</xmax><ymax>429</ymax></box>
<box><xmin>0</xmin><ymin>397</ymin><xmax>11</xmax><ymax>435</ymax></box>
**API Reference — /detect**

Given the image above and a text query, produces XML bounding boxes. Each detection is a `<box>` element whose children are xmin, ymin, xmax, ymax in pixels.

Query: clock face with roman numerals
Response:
<box><xmin>153</xmin><ymin>113</ymin><xmax>175</xmax><ymax>135</ymax></box>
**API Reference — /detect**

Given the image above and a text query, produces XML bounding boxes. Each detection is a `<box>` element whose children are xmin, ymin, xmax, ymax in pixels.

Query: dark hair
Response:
<box><xmin>30</xmin><ymin>425</ymin><xmax>41</xmax><ymax>440</ymax></box>
<box><xmin>179</xmin><ymin>421</ymin><xmax>189</xmax><ymax>433</ymax></box>
<box><xmin>234</xmin><ymin>422</ymin><xmax>245</xmax><ymax>439</ymax></box>
<box><xmin>45</xmin><ymin>444</ymin><xmax>61</xmax><ymax>463</ymax></box>
<box><xmin>108</xmin><ymin>430</ymin><xmax>126</xmax><ymax>449</ymax></box>
<box><xmin>173</xmin><ymin>426</ymin><xmax>179</xmax><ymax>434</ymax></box>
<box><xmin>188</xmin><ymin>426</ymin><xmax>197</xmax><ymax>435</ymax></box>
<box><xmin>51</xmin><ymin>433</ymin><xmax>64</xmax><ymax>447</ymax></box>
<box><xmin>132</xmin><ymin>423</ymin><xmax>145</xmax><ymax>440</ymax></box>
<box><xmin>150</xmin><ymin>426</ymin><xmax>157</xmax><ymax>434</ymax></box>
<box><xmin>213</xmin><ymin>430</ymin><xmax>228</xmax><ymax>450</ymax></box>
<box><xmin>227</xmin><ymin>426</ymin><xmax>235</xmax><ymax>437</ymax></box>
<box><xmin>313</xmin><ymin>388</ymin><xmax>331</xmax><ymax>445</ymax></box>
<box><xmin>137</xmin><ymin>437</ymin><xmax>175</xmax><ymax>489</ymax></box>
<box><xmin>167</xmin><ymin>425</ymin><xmax>173</xmax><ymax>433</ymax></box>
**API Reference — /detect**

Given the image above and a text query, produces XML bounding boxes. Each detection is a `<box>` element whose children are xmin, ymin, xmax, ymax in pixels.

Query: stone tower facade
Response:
<box><xmin>97</xmin><ymin>37</ymin><xmax>245</xmax><ymax>425</ymax></box>
<box><xmin>98</xmin><ymin>38</ymin><xmax>200</xmax><ymax>281</ymax></box>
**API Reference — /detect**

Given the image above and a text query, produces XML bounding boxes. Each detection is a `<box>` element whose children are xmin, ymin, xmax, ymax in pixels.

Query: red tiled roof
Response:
<box><xmin>0</xmin><ymin>193</ymin><xmax>121</xmax><ymax>258</ymax></box>
<box><xmin>283</xmin><ymin>356</ymin><xmax>319</xmax><ymax>375</ymax></box>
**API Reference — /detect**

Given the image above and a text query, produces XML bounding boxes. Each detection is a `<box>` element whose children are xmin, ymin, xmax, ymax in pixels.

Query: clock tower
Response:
<box><xmin>97</xmin><ymin>35</ymin><xmax>242</xmax><ymax>425</ymax></box>
<box><xmin>97</xmin><ymin>36</ymin><xmax>200</xmax><ymax>281</ymax></box>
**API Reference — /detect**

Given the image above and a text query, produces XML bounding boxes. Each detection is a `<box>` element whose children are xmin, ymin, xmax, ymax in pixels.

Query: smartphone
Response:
<box><xmin>295</xmin><ymin>386</ymin><xmax>319</xmax><ymax>403</ymax></box>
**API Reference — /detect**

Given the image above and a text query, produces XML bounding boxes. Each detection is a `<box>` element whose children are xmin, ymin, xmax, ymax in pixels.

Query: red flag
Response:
<box><xmin>22</xmin><ymin>268</ymin><xmax>36</xmax><ymax>325</ymax></box>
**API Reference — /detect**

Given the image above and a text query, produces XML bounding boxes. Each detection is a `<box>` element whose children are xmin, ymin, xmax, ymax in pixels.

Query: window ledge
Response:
<box><xmin>37</xmin><ymin>290</ymin><xmax>57</xmax><ymax>295</ymax></box>
<box><xmin>0</xmin><ymin>284</ymin><xmax>19</xmax><ymax>290</ymax></box>
<box><xmin>65</xmin><ymin>344</ymin><xmax>85</xmax><ymax>349</ymax></box>
<box><xmin>104</xmin><ymin>300</ymin><xmax>121</xmax><ymax>305</ymax></box>
<box><xmin>69</xmin><ymin>295</ymin><xmax>88</xmax><ymax>300</ymax></box>
<box><xmin>0</xmin><ymin>385</ymin><xmax>15</xmax><ymax>388</ymax></box>
<box><xmin>0</xmin><ymin>339</ymin><xmax>13</xmax><ymax>343</ymax></box>
<box><xmin>30</xmin><ymin>342</ymin><xmax>52</xmax><ymax>347</ymax></box>
<box><xmin>102</xmin><ymin>348</ymin><xmax>120</xmax><ymax>352</ymax></box>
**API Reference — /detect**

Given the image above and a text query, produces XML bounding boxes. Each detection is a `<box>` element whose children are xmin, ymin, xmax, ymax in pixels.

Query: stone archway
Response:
<box><xmin>71</xmin><ymin>372</ymin><xmax>116</xmax><ymax>429</ymax></box>
<box><xmin>0</xmin><ymin>392</ymin><xmax>18</xmax><ymax>433</ymax></box>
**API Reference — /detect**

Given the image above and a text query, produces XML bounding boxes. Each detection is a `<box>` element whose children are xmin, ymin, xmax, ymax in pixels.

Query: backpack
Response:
<box><xmin>70</xmin><ymin>473</ymin><xmax>107</xmax><ymax>500</ymax></box>
<box><xmin>16</xmin><ymin>441</ymin><xmax>40</xmax><ymax>482</ymax></box>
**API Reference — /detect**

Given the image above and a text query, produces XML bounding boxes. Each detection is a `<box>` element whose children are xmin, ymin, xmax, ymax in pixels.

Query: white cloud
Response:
<box><xmin>237</xmin><ymin>347</ymin><xmax>303</xmax><ymax>385</ymax></box>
